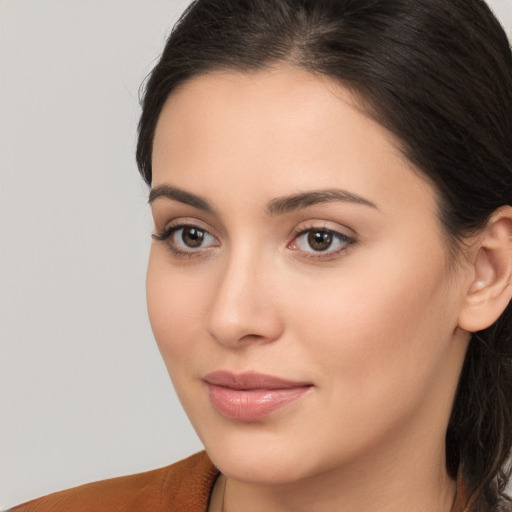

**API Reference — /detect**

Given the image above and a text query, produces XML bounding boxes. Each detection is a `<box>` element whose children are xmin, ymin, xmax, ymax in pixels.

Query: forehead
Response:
<box><xmin>153</xmin><ymin>67</ymin><xmax>403</xmax><ymax>164</ymax></box>
<box><xmin>155</xmin><ymin>66</ymin><xmax>400</xmax><ymax>148</ymax></box>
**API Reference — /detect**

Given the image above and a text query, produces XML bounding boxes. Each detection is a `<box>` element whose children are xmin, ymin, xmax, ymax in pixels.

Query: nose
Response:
<box><xmin>205</xmin><ymin>250</ymin><xmax>284</xmax><ymax>348</ymax></box>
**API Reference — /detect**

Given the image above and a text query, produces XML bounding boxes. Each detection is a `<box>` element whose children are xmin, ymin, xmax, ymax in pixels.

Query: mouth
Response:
<box><xmin>203</xmin><ymin>371</ymin><xmax>313</xmax><ymax>421</ymax></box>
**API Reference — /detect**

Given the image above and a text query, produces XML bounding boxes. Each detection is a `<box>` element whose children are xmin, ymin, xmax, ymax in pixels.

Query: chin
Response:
<box><xmin>208</xmin><ymin>446</ymin><xmax>312</xmax><ymax>484</ymax></box>
<box><xmin>197</xmin><ymin>424</ymin><xmax>333</xmax><ymax>485</ymax></box>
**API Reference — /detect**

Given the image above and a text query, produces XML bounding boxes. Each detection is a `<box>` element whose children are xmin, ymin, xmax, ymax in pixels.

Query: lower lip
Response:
<box><xmin>206</xmin><ymin>384</ymin><xmax>311</xmax><ymax>421</ymax></box>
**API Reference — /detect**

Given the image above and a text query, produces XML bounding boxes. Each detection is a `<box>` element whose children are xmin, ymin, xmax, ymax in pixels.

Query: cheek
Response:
<box><xmin>146</xmin><ymin>250</ymin><xmax>211</xmax><ymax>368</ymax></box>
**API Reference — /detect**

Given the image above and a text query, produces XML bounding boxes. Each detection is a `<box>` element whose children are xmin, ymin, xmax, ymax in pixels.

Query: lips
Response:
<box><xmin>203</xmin><ymin>371</ymin><xmax>312</xmax><ymax>421</ymax></box>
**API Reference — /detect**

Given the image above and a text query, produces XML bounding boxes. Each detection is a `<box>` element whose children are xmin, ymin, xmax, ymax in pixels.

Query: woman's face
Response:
<box><xmin>147</xmin><ymin>67</ymin><xmax>470</xmax><ymax>484</ymax></box>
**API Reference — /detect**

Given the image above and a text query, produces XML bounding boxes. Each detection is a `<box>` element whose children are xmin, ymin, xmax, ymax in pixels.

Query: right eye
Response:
<box><xmin>152</xmin><ymin>224</ymin><xmax>219</xmax><ymax>256</ymax></box>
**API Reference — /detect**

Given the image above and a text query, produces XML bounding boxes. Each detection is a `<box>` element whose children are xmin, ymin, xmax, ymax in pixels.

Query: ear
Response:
<box><xmin>458</xmin><ymin>206</ymin><xmax>512</xmax><ymax>333</ymax></box>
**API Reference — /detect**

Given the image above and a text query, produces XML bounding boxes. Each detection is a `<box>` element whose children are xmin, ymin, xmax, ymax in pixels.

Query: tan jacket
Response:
<box><xmin>8</xmin><ymin>452</ymin><xmax>218</xmax><ymax>512</ymax></box>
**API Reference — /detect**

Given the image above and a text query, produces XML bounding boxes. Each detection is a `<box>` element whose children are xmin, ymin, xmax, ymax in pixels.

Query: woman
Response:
<box><xmin>10</xmin><ymin>0</ymin><xmax>512</xmax><ymax>511</ymax></box>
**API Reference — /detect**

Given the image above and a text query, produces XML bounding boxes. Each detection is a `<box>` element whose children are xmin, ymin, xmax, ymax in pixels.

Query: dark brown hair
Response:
<box><xmin>136</xmin><ymin>0</ymin><xmax>512</xmax><ymax>509</ymax></box>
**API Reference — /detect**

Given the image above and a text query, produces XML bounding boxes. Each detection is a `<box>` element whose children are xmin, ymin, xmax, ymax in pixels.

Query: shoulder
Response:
<box><xmin>7</xmin><ymin>451</ymin><xmax>219</xmax><ymax>512</ymax></box>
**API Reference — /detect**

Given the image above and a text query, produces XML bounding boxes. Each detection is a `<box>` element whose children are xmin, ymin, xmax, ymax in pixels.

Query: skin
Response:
<box><xmin>147</xmin><ymin>67</ymin><xmax>474</xmax><ymax>512</ymax></box>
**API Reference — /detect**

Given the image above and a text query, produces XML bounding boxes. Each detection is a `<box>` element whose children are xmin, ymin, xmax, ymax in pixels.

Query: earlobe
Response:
<box><xmin>458</xmin><ymin>206</ymin><xmax>512</xmax><ymax>333</ymax></box>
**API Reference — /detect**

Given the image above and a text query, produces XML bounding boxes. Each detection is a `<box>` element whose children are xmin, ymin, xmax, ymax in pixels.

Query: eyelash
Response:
<box><xmin>152</xmin><ymin>222</ymin><xmax>356</xmax><ymax>261</ymax></box>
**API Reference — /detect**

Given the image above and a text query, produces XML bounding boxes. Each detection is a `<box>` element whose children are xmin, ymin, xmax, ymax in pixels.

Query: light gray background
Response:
<box><xmin>1</xmin><ymin>0</ymin><xmax>511</xmax><ymax>509</ymax></box>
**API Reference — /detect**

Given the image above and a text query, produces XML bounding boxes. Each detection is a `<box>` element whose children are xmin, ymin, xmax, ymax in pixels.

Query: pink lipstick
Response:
<box><xmin>203</xmin><ymin>371</ymin><xmax>312</xmax><ymax>421</ymax></box>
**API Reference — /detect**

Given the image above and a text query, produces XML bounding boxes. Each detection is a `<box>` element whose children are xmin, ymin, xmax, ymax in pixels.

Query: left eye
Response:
<box><xmin>292</xmin><ymin>229</ymin><xmax>353</xmax><ymax>253</ymax></box>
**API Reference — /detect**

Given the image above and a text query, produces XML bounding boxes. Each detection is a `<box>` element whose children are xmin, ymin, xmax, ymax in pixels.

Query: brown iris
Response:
<box><xmin>308</xmin><ymin>230</ymin><xmax>333</xmax><ymax>251</ymax></box>
<box><xmin>181</xmin><ymin>227</ymin><xmax>205</xmax><ymax>247</ymax></box>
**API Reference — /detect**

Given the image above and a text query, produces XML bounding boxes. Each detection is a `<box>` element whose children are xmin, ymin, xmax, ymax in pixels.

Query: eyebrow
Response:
<box><xmin>266</xmin><ymin>189</ymin><xmax>378</xmax><ymax>215</ymax></box>
<box><xmin>148</xmin><ymin>185</ymin><xmax>377</xmax><ymax>215</ymax></box>
<box><xmin>148</xmin><ymin>185</ymin><xmax>213</xmax><ymax>212</ymax></box>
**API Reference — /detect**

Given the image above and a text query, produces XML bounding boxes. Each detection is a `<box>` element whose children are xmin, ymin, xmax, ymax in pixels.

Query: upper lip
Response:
<box><xmin>203</xmin><ymin>371</ymin><xmax>312</xmax><ymax>390</ymax></box>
